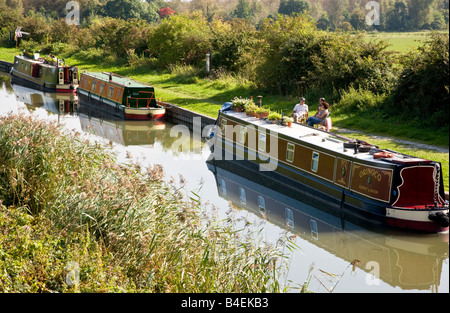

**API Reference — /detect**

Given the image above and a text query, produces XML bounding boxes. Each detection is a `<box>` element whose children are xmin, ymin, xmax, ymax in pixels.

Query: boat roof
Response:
<box><xmin>222</xmin><ymin>111</ymin><xmax>431</xmax><ymax>165</ymax></box>
<box><xmin>81</xmin><ymin>72</ymin><xmax>152</xmax><ymax>89</ymax></box>
<box><xmin>15</xmin><ymin>54</ymin><xmax>73</xmax><ymax>68</ymax></box>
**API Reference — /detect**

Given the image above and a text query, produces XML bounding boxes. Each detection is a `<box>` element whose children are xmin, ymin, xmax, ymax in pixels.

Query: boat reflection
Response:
<box><xmin>11</xmin><ymin>82</ymin><xmax>167</xmax><ymax>147</ymax></box>
<box><xmin>13</xmin><ymin>83</ymin><xmax>78</xmax><ymax>116</ymax></box>
<box><xmin>207</xmin><ymin>159</ymin><xmax>449</xmax><ymax>291</ymax></box>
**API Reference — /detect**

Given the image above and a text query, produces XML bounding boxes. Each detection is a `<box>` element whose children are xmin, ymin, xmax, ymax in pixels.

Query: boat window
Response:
<box><xmin>311</xmin><ymin>152</ymin><xmax>319</xmax><ymax>172</ymax></box>
<box><xmin>239</xmin><ymin>126</ymin><xmax>247</xmax><ymax>144</ymax></box>
<box><xmin>99</xmin><ymin>83</ymin><xmax>105</xmax><ymax>95</ymax></box>
<box><xmin>259</xmin><ymin>133</ymin><xmax>266</xmax><ymax>152</ymax></box>
<box><xmin>258</xmin><ymin>196</ymin><xmax>266</xmax><ymax>215</ymax></box>
<box><xmin>116</xmin><ymin>89</ymin><xmax>121</xmax><ymax>99</ymax></box>
<box><xmin>91</xmin><ymin>81</ymin><xmax>97</xmax><ymax>92</ymax></box>
<box><xmin>310</xmin><ymin>219</ymin><xmax>319</xmax><ymax>240</ymax></box>
<box><xmin>286</xmin><ymin>143</ymin><xmax>295</xmax><ymax>163</ymax></box>
<box><xmin>239</xmin><ymin>187</ymin><xmax>246</xmax><ymax>205</ymax></box>
<box><xmin>285</xmin><ymin>208</ymin><xmax>294</xmax><ymax>229</ymax></box>
<box><xmin>108</xmin><ymin>87</ymin><xmax>115</xmax><ymax>98</ymax></box>
<box><xmin>220</xmin><ymin>178</ymin><xmax>227</xmax><ymax>195</ymax></box>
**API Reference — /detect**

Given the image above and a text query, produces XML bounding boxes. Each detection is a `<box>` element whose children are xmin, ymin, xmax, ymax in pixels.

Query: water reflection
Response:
<box><xmin>207</xmin><ymin>159</ymin><xmax>448</xmax><ymax>292</ymax></box>
<box><xmin>1</xmin><ymin>75</ymin><xmax>448</xmax><ymax>293</ymax></box>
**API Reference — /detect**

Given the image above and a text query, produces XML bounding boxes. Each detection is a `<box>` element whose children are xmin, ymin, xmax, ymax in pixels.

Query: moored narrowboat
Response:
<box><xmin>209</xmin><ymin>103</ymin><xmax>449</xmax><ymax>233</ymax></box>
<box><xmin>207</xmin><ymin>158</ymin><xmax>449</xmax><ymax>291</ymax></box>
<box><xmin>10</xmin><ymin>52</ymin><xmax>78</xmax><ymax>93</ymax></box>
<box><xmin>78</xmin><ymin>72</ymin><xmax>165</xmax><ymax>120</ymax></box>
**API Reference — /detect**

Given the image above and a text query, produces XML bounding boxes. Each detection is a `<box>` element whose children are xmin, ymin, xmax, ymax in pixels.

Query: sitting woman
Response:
<box><xmin>306</xmin><ymin>102</ymin><xmax>329</xmax><ymax>128</ymax></box>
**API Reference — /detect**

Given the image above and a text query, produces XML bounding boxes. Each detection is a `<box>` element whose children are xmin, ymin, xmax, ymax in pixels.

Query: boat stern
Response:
<box><xmin>124</xmin><ymin>106</ymin><xmax>166</xmax><ymax>120</ymax></box>
<box><xmin>386</xmin><ymin>205</ymin><xmax>449</xmax><ymax>233</ymax></box>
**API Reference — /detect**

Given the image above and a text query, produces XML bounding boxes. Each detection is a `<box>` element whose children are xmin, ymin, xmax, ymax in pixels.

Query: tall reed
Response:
<box><xmin>0</xmin><ymin>114</ymin><xmax>290</xmax><ymax>292</ymax></box>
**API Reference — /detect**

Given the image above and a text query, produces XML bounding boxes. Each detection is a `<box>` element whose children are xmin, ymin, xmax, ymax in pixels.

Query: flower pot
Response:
<box><xmin>288</xmin><ymin>122</ymin><xmax>292</xmax><ymax>127</ymax></box>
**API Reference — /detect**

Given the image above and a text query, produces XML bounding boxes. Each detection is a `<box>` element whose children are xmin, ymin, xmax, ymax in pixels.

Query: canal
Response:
<box><xmin>0</xmin><ymin>73</ymin><xmax>448</xmax><ymax>293</ymax></box>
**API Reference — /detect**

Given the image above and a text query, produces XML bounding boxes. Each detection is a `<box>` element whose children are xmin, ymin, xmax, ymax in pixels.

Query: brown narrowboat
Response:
<box><xmin>209</xmin><ymin>102</ymin><xmax>449</xmax><ymax>233</ymax></box>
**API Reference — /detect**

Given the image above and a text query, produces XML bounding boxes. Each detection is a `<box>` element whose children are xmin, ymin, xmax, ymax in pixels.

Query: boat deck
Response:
<box><xmin>223</xmin><ymin>111</ymin><xmax>429</xmax><ymax>165</ymax></box>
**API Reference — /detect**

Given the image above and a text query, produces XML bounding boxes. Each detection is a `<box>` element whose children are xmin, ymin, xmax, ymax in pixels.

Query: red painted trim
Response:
<box><xmin>393</xmin><ymin>165</ymin><xmax>445</xmax><ymax>208</ymax></box>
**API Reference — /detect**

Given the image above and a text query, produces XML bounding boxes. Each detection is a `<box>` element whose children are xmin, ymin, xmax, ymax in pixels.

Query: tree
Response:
<box><xmin>103</xmin><ymin>0</ymin><xmax>158</xmax><ymax>22</ymax></box>
<box><xmin>406</xmin><ymin>0</ymin><xmax>436</xmax><ymax>29</ymax></box>
<box><xmin>349</xmin><ymin>8</ymin><xmax>367</xmax><ymax>31</ymax></box>
<box><xmin>278</xmin><ymin>0</ymin><xmax>310</xmax><ymax>16</ymax></box>
<box><xmin>232</xmin><ymin>0</ymin><xmax>254</xmax><ymax>20</ymax></box>
<box><xmin>159</xmin><ymin>7</ymin><xmax>176</xmax><ymax>19</ymax></box>
<box><xmin>386</xmin><ymin>0</ymin><xmax>409</xmax><ymax>31</ymax></box>
<box><xmin>316</xmin><ymin>12</ymin><xmax>330</xmax><ymax>30</ymax></box>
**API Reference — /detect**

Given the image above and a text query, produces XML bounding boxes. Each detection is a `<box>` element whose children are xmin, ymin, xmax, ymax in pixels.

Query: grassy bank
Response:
<box><xmin>0</xmin><ymin>114</ymin><xmax>290</xmax><ymax>293</ymax></box>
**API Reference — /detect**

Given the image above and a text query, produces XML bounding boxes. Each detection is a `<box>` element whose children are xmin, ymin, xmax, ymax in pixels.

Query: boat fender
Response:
<box><xmin>373</xmin><ymin>151</ymin><xmax>394</xmax><ymax>159</ymax></box>
<box><xmin>428</xmin><ymin>212</ymin><xmax>450</xmax><ymax>228</ymax></box>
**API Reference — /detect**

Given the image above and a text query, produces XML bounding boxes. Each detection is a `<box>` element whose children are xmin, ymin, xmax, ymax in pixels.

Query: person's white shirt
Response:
<box><xmin>293</xmin><ymin>103</ymin><xmax>308</xmax><ymax>117</ymax></box>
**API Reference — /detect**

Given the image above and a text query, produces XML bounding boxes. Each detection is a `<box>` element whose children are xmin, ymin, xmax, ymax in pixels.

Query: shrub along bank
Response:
<box><xmin>0</xmin><ymin>114</ymin><xmax>289</xmax><ymax>293</ymax></box>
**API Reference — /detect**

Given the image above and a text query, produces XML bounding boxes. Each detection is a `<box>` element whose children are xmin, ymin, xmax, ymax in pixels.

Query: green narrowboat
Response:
<box><xmin>10</xmin><ymin>52</ymin><xmax>78</xmax><ymax>93</ymax></box>
<box><xmin>78</xmin><ymin>72</ymin><xmax>165</xmax><ymax>120</ymax></box>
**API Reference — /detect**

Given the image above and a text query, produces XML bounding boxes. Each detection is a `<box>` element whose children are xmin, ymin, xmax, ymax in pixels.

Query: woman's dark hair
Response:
<box><xmin>322</xmin><ymin>102</ymin><xmax>330</xmax><ymax>110</ymax></box>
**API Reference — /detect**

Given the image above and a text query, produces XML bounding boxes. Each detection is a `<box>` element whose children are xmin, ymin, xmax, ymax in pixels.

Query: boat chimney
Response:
<box><xmin>257</xmin><ymin>95</ymin><xmax>263</xmax><ymax>108</ymax></box>
<box><xmin>109</xmin><ymin>73</ymin><xmax>112</xmax><ymax>81</ymax></box>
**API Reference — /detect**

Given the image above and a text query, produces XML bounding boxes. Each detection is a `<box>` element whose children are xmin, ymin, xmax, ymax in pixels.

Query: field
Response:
<box><xmin>365</xmin><ymin>31</ymin><xmax>449</xmax><ymax>52</ymax></box>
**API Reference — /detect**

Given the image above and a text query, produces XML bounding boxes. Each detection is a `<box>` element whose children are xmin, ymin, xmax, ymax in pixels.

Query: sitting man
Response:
<box><xmin>292</xmin><ymin>97</ymin><xmax>309</xmax><ymax>123</ymax></box>
<box><xmin>306</xmin><ymin>101</ymin><xmax>329</xmax><ymax>128</ymax></box>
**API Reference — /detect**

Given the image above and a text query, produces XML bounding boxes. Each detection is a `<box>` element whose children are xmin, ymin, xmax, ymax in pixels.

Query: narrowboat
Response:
<box><xmin>209</xmin><ymin>103</ymin><xmax>449</xmax><ymax>233</ymax></box>
<box><xmin>78</xmin><ymin>72</ymin><xmax>165</xmax><ymax>120</ymax></box>
<box><xmin>207</xmin><ymin>158</ymin><xmax>449</xmax><ymax>291</ymax></box>
<box><xmin>10</xmin><ymin>52</ymin><xmax>78</xmax><ymax>93</ymax></box>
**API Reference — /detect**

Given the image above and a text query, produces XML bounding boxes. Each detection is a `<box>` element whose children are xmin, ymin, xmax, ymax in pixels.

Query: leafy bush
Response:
<box><xmin>148</xmin><ymin>12</ymin><xmax>211</xmax><ymax>67</ymax></box>
<box><xmin>389</xmin><ymin>33</ymin><xmax>449</xmax><ymax>126</ymax></box>
<box><xmin>333</xmin><ymin>87</ymin><xmax>387</xmax><ymax>114</ymax></box>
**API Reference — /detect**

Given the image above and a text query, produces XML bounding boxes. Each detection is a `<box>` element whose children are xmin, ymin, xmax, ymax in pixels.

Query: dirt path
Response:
<box><xmin>333</xmin><ymin>127</ymin><xmax>449</xmax><ymax>154</ymax></box>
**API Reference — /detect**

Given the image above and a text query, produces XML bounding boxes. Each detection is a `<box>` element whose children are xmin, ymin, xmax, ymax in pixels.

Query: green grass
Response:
<box><xmin>0</xmin><ymin>47</ymin><xmax>17</xmax><ymax>62</ymax></box>
<box><xmin>365</xmin><ymin>31</ymin><xmax>449</xmax><ymax>52</ymax></box>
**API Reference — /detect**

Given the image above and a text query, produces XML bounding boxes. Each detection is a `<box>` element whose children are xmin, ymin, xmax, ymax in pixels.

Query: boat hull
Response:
<box><xmin>11</xmin><ymin>69</ymin><xmax>77</xmax><ymax>93</ymax></box>
<box><xmin>78</xmin><ymin>91</ymin><xmax>165</xmax><ymax>121</ymax></box>
<box><xmin>124</xmin><ymin>107</ymin><xmax>165</xmax><ymax>120</ymax></box>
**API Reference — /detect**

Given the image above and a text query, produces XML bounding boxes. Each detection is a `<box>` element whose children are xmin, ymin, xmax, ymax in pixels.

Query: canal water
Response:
<box><xmin>1</xmin><ymin>73</ymin><xmax>448</xmax><ymax>293</ymax></box>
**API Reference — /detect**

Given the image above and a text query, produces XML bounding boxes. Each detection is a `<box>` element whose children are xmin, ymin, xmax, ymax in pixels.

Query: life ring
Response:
<box><xmin>373</xmin><ymin>151</ymin><xmax>394</xmax><ymax>159</ymax></box>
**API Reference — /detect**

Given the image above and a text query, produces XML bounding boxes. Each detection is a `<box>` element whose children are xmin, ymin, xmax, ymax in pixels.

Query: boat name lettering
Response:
<box><xmin>359</xmin><ymin>168</ymin><xmax>382</xmax><ymax>182</ymax></box>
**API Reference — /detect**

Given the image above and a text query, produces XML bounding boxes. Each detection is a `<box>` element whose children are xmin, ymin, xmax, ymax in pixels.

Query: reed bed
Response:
<box><xmin>0</xmin><ymin>114</ymin><xmax>290</xmax><ymax>293</ymax></box>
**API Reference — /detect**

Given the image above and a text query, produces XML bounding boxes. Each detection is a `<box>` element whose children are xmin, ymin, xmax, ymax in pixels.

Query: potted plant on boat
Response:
<box><xmin>244</xmin><ymin>101</ymin><xmax>258</xmax><ymax>117</ymax></box>
<box><xmin>231</xmin><ymin>97</ymin><xmax>253</xmax><ymax>112</ymax></box>
<box><xmin>267</xmin><ymin>112</ymin><xmax>282</xmax><ymax>124</ymax></box>
<box><xmin>284</xmin><ymin>117</ymin><xmax>293</xmax><ymax>127</ymax></box>
<box><xmin>256</xmin><ymin>107</ymin><xmax>270</xmax><ymax>119</ymax></box>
